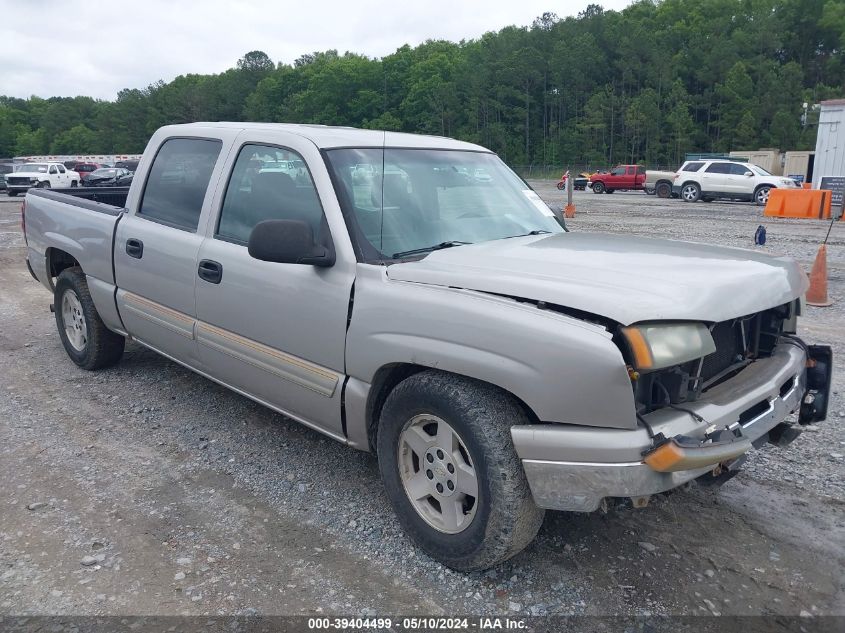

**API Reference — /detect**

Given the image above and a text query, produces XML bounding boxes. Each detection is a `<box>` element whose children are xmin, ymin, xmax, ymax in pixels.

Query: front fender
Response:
<box><xmin>346</xmin><ymin>265</ymin><xmax>637</xmax><ymax>436</ymax></box>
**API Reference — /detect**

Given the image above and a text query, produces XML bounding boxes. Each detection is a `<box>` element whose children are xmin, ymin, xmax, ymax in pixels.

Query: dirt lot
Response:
<box><xmin>1</xmin><ymin>186</ymin><xmax>843</xmax><ymax>618</ymax></box>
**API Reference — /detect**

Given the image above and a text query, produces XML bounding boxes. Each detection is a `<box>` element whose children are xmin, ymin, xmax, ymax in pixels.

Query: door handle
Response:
<box><xmin>198</xmin><ymin>259</ymin><xmax>223</xmax><ymax>284</ymax></box>
<box><xmin>125</xmin><ymin>238</ymin><xmax>144</xmax><ymax>259</ymax></box>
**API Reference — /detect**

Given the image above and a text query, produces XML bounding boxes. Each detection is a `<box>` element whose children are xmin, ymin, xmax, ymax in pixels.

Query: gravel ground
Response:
<box><xmin>0</xmin><ymin>187</ymin><xmax>843</xmax><ymax>618</ymax></box>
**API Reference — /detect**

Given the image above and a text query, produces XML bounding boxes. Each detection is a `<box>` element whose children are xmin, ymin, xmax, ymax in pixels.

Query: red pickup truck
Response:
<box><xmin>590</xmin><ymin>164</ymin><xmax>646</xmax><ymax>194</ymax></box>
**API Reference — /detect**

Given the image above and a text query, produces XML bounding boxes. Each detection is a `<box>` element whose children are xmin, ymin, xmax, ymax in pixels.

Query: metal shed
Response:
<box><xmin>812</xmin><ymin>100</ymin><xmax>845</xmax><ymax>198</ymax></box>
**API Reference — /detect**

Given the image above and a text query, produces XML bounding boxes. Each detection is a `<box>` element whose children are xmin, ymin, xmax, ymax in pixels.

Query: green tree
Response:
<box><xmin>50</xmin><ymin>124</ymin><xmax>99</xmax><ymax>153</ymax></box>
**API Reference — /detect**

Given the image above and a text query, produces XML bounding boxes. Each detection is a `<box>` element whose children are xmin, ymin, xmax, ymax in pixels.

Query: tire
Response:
<box><xmin>556</xmin><ymin>181</ymin><xmax>565</xmax><ymax>190</ymax></box>
<box><xmin>376</xmin><ymin>370</ymin><xmax>545</xmax><ymax>571</ymax></box>
<box><xmin>592</xmin><ymin>181</ymin><xmax>605</xmax><ymax>194</ymax></box>
<box><xmin>754</xmin><ymin>186</ymin><xmax>772</xmax><ymax>206</ymax></box>
<box><xmin>54</xmin><ymin>267</ymin><xmax>125</xmax><ymax>370</ymax></box>
<box><xmin>655</xmin><ymin>182</ymin><xmax>672</xmax><ymax>198</ymax></box>
<box><xmin>606</xmin><ymin>189</ymin><xmax>615</xmax><ymax>194</ymax></box>
<box><xmin>645</xmin><ymin>187</ymin><xmax>655</xmax><ymax>195</ymax></box>
<box><xmin>680</xmin><ymin>182</ymin><xmax>701</xmax><ymax>202</ymax></box>
<box><xmin>7</xmin><ymin>190</ymin><xmax>17</xmax><ymax>197</ymax></box>
<box><xmin>37</xmin><ymin>180</ymin><xmax>50</xmax><ymax>189</ymax></box>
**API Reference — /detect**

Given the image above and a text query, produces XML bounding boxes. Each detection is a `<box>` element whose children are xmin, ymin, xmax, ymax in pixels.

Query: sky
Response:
<box><xmin>1</xmin><ymin>0</ymin><xmax>632</xmax><ymax>101</ymax></box>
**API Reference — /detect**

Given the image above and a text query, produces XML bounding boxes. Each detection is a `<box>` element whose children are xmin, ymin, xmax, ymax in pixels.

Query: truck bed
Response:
<box><xmin>34</xmin><ymin>186</ymin><xmax>130</xmax><ymax>210</ymax></box>
<box><xmin>24</xmin><ymin>187</ymin><xmax>127</xmax><ymax>289</ymax></box>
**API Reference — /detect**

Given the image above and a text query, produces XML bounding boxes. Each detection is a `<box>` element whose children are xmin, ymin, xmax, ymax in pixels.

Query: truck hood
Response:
<box><xmin>386</xmin><ymin>233</ymin><xmax>808</xmax><ymax>325</ymax></box>
<box><xmin>9</xmin><ymin>171</ymin><xmax>45</xmax><ymax>178</ymax></box>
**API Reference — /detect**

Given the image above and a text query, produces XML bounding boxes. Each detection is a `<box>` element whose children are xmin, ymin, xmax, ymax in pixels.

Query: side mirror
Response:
<box><xmin>744</xmin><ymin>171</ymin><xmax>754</xmax><ymax>177</ymax></box>
<box><xmin>248</xmin><ymin>219</ymin><xmax>335</xmax><ymax>267</ymax></box>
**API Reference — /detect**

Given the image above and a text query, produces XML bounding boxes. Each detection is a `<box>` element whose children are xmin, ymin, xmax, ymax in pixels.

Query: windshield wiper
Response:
<box><xmin>503</xmin><ymin>229</ymin><xmax>552</xmax><ymax>239</ymax></box>
<box><xmin>392</xmin><ymin>241</ymin><xmax>472</xmax><ymax>259</ymax></box>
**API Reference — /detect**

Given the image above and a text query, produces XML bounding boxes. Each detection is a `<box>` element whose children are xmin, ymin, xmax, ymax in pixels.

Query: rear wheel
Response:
<box><xmin>377</xmin><ymin>370</ymin><xmax>544</xmax><ymax>571</ymax></box>
<box><xmin>592</xmin><ymin>181</ymin><xmax>605</xmax><ymax>194</ymax></box>
<box><xmin>656</xmin><ymin>182</ymin><xmax>672</xmax><ymax>198</ymax></box>
<box><xmin>755</xmin><ymin>186</ymin><xmax>772</xmax><ymax>206</ymax></box>
<box><xmin>556</xmin><ymin>181</ymin><xmax>565</xmax><ymax>190</ymax></box>
<box><xmin>54</xmin><ymin>267</ymin><xmax>125</xmax><ymax>370</ymax></box>
<box><xmin>681</xmin><ymin>182</ymin><xmax>701</xmax><ymax>202</ymax></box>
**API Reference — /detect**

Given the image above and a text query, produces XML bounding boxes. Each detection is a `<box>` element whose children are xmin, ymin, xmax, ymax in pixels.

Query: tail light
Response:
<box><xmin>21</xmin><ymin>199</ymin><xmax>26</xmax><ymax>244</ymax></box>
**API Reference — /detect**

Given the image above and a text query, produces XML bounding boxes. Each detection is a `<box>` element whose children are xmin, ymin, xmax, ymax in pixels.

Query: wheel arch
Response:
<box><xmin>363</xmin><ymin>363</ymin><xmax>541</xmax><ymax>453</ymax></box>
<box><xmin>45</xmin><ymin>247</ymin><xmax>81</xmax><ymax>290</ymax></box>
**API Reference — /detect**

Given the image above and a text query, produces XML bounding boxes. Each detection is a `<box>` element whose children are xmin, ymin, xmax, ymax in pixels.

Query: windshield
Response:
<box><xmin>325</xmin><ymin>149</ymin><xmax>562</xmax><ymax>261</ymax></box>
<box><xmin>750</xmin><ymin>164</ymin><xmax>772</xmax><ymax>176</ymax></box>
<box><xmin>19</xmin><ymin>164</ymin><xmax>47</xmax><ymax>173</ymax></box>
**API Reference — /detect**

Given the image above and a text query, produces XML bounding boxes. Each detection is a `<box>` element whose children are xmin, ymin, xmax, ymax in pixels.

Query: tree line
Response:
<box><xmin>1</xmin><ymin>0</ymin><xmax>842</xmax><ymax>169</ymax></box>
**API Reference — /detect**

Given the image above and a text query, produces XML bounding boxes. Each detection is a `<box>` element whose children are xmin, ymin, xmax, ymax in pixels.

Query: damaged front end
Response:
<box><xmin>617</xmin><ymin>300</ymin><xmax>832</xmax><ymax>484</ymax></box>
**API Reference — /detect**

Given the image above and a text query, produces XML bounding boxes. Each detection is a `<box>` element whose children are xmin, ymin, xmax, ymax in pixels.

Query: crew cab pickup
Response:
<box><xmin>589</xmin><ymin>164</ymin><xmax>646</xmax><ymax>193</ymax></box>
<box><xmin>7</xmin><ymin>162</ymin><xmax>80</xmax><ymax>196</ymax></box>
<box><xmin>22</xmin><ymin>123</ymin><xmax>832</xmax><ymax>571</ymax></box>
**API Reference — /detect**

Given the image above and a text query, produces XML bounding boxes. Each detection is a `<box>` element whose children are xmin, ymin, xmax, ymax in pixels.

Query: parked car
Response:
<box><xmin>82</xmin><ymin>167</ymin><xmax>132</xmax><ymax>187</ymax></box>
<box><xmin>673</xmin><ymin>160</ymin><xmax>800</xmax><ymax>205</ymax></box>
<box><xmin>72</xmin><ymin>162</ymin><xmax>103</xmax><ymax>181</ymax></box>
<box><xmin>115</xmin><ymin>160</ymin><xmax>140</xmax><ymax>171</ymax></box>
<box><xmin>590</xmin><ymin>164</ymin><xmax>647</xmax><ymax>193</ymax></box>
<box><xmin>115</xmin><ymin>172</ymin><xmax>134</xmax><ymax>187</ymax></box>
<box><xmin>0</xmin><ymin>163</ymin><xmax>14</xmax><ymax>191</ymax></box>
<box><xmin>21</xmin><ymin>123</ymin><xmax>831</xmax><ymax>571</ymax></box>
<box><xmin>6</xmin><ymin>162</ymin><xmax>79</xmax><ymax>196</ymax></box>
<box><xmin>644</xmin><ymin>170</ymin><xmax>679</xmax><ymax>198</ymax></box>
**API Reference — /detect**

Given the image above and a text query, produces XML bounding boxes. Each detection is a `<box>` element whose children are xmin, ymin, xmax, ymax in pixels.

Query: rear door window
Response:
<box><xmin>705</xmin><ymin>163</ymin><xmax>730</xmax><ymax>174</ymax></box>
<box><xmin>138</xmin><ymin>138</ymin><xmax>222</xmax><ymax>231</ymax></box>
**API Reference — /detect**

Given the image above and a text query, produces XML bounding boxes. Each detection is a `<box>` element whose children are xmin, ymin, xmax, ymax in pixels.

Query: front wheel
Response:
<box><xmin>592</xmin><ymin>181</ymin><xmax>605</xmax><ymax>194</ymax></box>
<box><xmin>37</xmin><ymin>180</ymin><xmax>51</xmax><ymax>188</ymax></box>
<box><xmin>377</xmin><ymin>370</ymin><xmax>544</xmax><ymax>571</ymax></box>
<box><xmin>681</xmin><ymin>182</ymin><xmax>701</xmax><ymax>202</ymax></box>
<box><xmin>755</xmin><ymin>186</ymin><xmax>772</xmax><ymax>206</ymax></box>
<box><xmin>54</xmin><ymin>267</ymin><xmax>125</xmax><ymax>370</ymax></box>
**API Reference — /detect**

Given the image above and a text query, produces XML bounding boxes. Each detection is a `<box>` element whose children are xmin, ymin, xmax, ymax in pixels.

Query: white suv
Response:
<box><xmin>672</xmin><ymin>160</ymin><xmax>798</xmax><ymax>205</ymax></box>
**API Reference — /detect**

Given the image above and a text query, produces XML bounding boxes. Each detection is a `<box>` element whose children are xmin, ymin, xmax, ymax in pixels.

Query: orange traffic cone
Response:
<box><xmin>564</xmin><ymin>203</ymin><xmax>576</xmax><ymax>218</ymax></box>
<box><xmin>806</xmin><ymin>244</ymin><xmax>833</xmax><ymax>306</ymax></box>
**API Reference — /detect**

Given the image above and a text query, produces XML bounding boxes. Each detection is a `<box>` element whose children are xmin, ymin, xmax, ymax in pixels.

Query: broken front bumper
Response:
<box><xmin>512</xmin><ymin>342</ymin><xmax>831</xmax><ymax>512</ymax></box>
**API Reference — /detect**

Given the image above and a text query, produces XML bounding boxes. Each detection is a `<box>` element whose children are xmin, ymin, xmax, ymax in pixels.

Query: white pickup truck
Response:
<box><xmin>6</xmin><ymin>162</ymin><xmax>80</xmax><ymax>196</ymax></box>
<box><xmin>20</xmin><ymin>123</ymin><xmax>832</xmax><ymax>571</ymax></box>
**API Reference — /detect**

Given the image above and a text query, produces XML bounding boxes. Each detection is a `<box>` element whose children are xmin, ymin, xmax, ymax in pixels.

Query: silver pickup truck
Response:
<box><xmin>22</xmin><ymin>123</ymin><xmax>832</xmax><ymax>571</ymax></box>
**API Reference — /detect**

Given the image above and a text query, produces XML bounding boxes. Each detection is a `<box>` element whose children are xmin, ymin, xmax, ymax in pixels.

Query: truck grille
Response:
<box><xmin>700</xmin><ymin>320</ymin><xmax>745</xmax><ymax>382</ymax></box>
<box><xmin>6</xmin><ymin>176</ymin><xmax>31</xmax><ymax>186</ymax></box>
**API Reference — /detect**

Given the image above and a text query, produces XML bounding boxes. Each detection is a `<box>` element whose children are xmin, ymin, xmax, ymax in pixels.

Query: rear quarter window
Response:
<box><xmin>682</xmin><ymin>162</ymin><xmax>704</xmax><ymax>172</ymax></box>
<box><xmin>138</xmin><ymin>138</ymin><xmax>222</xmax><ymax>231</ymax></box>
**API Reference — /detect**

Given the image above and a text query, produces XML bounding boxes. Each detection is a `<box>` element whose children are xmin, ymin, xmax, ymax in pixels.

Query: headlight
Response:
<box><xmin>30</xmin><ymin>177</ymin><xmax>38</xmax><ymax>183</ymax></box>
<box><xmin>780</xmin><ymin>178</ymin><xmax>797</xmax><ymax>186</ymax></box>
<box><xmin>621</xmin><ymin>322</ymin><xmax>716</xmax><ymax>372</ymax></box>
